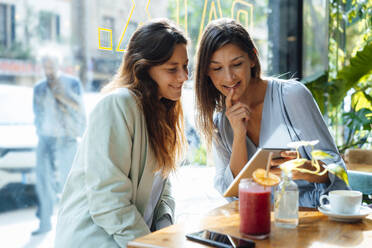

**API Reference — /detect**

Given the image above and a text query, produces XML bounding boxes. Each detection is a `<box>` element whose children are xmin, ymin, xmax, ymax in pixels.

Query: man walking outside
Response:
<box><xmin>32</xmin><ymin>52</ymin><xmax>86</xmax><ymax>235</ymax></box>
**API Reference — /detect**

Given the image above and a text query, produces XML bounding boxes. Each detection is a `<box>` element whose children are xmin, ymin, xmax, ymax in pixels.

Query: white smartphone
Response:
<box><xmin>186</xmin><ymin>229</ymin><xmax>255</xmax><ymax>248</ymax></box>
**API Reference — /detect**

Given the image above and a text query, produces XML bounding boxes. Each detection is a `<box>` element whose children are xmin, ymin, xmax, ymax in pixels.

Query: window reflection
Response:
<box><xmin>302</xmin><ymin>0</ymin><xmax>328</xmax><ymax>78</ymax></box>
<box><xmin>0</xmin><ymin>0</ymin><xmax>366</xmax><ymax>247</ymax></box>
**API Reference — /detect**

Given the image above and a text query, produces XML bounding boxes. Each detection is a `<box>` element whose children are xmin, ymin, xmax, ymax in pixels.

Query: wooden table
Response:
<box><xmin>128</xmin><ymin>201</ymin><xmax>372</xmax><ymax>248</ymax></box>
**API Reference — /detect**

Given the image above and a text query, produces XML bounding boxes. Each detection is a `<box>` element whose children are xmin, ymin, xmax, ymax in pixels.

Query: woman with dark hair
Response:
<box><xmin>195</xmin><ymin>18</ymin><xmax>348</xmax><ymax>207</ymax></box>
<box><xmin>55</xmin><ymin>19</ymin><xmax>188</xmax><ymax>247</ymax></box>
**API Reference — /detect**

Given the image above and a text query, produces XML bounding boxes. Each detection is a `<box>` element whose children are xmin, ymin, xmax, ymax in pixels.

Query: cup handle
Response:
<box><xmin>319</xmin><ymin>195</ymin><xmax>329</xmax><ymax>208</ymax></box>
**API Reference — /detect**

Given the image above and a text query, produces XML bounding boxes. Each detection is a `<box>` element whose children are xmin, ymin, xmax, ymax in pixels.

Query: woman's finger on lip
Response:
<box><xmin>226</xmin><ymin>88</ymin><xmax>234</xmax><ymax>109</ymax></box>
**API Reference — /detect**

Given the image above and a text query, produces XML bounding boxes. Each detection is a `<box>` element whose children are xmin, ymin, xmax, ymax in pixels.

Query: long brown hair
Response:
<box><xmin>103</xmin><ymin>19</ymin><xmax>187</xmax><ymax>177</ymax></box>
<box><xmin>195</xmin><ymin>18</ymin><xmax>262</xmax><ymax>147</ymax></box>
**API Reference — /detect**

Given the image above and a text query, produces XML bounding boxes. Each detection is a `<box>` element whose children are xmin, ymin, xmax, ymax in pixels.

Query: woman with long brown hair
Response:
<box><xmin>55</xmin><ymin>19</ymin><xmax>188</xmax><ymax>247</ymax></box>
<box><xmin>195</xmin><ymin>18</ymin><xmax>348</xmax><ymax>207</ymax></box>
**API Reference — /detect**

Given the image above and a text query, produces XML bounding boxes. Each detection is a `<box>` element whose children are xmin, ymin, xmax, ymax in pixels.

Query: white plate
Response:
<box><xmin>318</xmin><ymin>204</ymin><xmax>372</xmax><ymax>223</ymax></box>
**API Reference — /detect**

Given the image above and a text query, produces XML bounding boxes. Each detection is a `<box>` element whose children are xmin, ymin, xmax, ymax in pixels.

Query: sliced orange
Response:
<box><xmin>252</xmin><ymin>168</ymin><xmax>280</xmax><ymax>187</ymax></box>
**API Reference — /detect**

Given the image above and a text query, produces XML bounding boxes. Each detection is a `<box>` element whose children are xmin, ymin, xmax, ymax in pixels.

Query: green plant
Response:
<box><xmin>303</xmin><ymin>0</ymin><xmax>372</xmax><ymax>151</ymax></box>
<box><xmin>339</xmin><ymin>107</ymin><xmax>372</xmax><ymax>153</ymax></box>
<box><xmin>192</xmin><ymin>145</ymin><xmax>207</xmax><ymax>166</ymax></box>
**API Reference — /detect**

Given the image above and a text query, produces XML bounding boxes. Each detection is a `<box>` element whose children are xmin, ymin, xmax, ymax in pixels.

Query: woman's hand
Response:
<box><xmin>270</xmin><ymin>150</ymin><xmax>329</xmax><ymax>183</ymax></box>
<box><xmin>225</xmin><ymin>89</ymin><xmax>251</xmax><ymax>138</ymax></box>
<box><xmin>269</xmin><ymin>150</ymin><xmax>297</xmax><ymax>177</ymax></box>
<box><xmin>226</xmin><ymin>89</ymin><xmax>250</xmax><ymax>177</ymax></box>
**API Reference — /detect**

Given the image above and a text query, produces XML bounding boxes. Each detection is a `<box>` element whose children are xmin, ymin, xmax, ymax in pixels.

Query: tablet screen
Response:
<box><xmin>223</xmin><ymin>148</ymin><xmax>290</xmax><ymax>197</ymax></box>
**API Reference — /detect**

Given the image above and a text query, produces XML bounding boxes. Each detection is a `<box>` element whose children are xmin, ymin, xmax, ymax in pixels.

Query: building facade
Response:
<box><xmin>0</xmin><ymin>0</ymin><xmax>168</xmax><ymax>90</ymax></box>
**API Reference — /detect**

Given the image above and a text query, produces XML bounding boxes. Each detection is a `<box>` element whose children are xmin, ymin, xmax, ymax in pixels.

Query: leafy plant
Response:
<box><xmin>304</xmin><ymin>43</ymin><xmax>372</xmax><ymax>115</ymax></box>
<box><xmin>339</xmin><ymin>107</ymin><xmax>372</xmax><ymax>153</ymax></box>
<box><xmin>303</xmin><ymin>0</ymin><xmax>372</xmax><ymax>151</ymax></box>
<box><xmin>192</xmin><ymin>145</ymin><xmax>207</xmax><ymax>166</ymax></box>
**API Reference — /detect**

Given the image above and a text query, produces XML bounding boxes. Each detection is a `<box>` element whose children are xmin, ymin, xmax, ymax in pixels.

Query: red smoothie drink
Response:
<box><xmin>239</xmin><ymin>179</ymin><xmax>271</xmax><ymax>239</ymax></box>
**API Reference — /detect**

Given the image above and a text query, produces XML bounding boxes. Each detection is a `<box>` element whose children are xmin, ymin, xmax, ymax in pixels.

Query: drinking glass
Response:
<box><xmin>239</xmin><ymin>178</ymin><xmax>271</xmax><ymax>239</ymax></box>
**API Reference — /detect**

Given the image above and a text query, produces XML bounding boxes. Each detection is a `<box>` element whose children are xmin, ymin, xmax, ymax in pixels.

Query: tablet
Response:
<box><xmin>223</xmin><ymin>148</ymin><xmax>288</xmax><ymax>197</ymax></box>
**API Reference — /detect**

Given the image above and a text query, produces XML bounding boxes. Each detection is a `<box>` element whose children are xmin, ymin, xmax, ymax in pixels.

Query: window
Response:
<box><xmin>302</xmin><ymin>0</ymin><xmax>328</xmax><ymax>78</ymax></box>
<box><xmin>101</xmin><ymin>16</ymin><xmax>115</xmax><ymax>48</ymax></box>
<box><xmin>39</xmin><ymin>11</ymin><xmax>60</xmax><ymax>41</ymax></box>
<box><xmin>118</xmin><ymin>21</ymin><xmax>137</xmax><ymax>51</ymax></box>
<box><xmin>0</xmin><ymin>3</ymin><xmax>15</xmax><ymax>48</ymax></box>
<box><xmin>5</xmin><ymin>1</ymin><xmax>367</xmax><ymax>247</ymax></box>
<box><xmin>0</xmin><ymin>4</ymin><xmax>6</xmax><ymax>46</ymax></box>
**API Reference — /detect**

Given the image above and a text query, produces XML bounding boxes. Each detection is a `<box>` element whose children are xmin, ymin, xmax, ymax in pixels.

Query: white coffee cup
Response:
<box><xmin>319</xmin><ymin>190</ymin><xmax>362</xmax><ymax>214</ymax></box>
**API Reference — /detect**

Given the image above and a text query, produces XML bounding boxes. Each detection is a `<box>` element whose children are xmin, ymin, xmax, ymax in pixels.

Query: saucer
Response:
<box><xmin>318</xmin><ymin>204</ymin><xmax>372</xmax><ymax>223</ymax></box>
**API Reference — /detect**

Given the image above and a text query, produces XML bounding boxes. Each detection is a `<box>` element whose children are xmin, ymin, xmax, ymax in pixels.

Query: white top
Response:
<box><xmin>144</xmin><ymin>171</ymin><xmax>164</xmax><ymax>228</ymax></box>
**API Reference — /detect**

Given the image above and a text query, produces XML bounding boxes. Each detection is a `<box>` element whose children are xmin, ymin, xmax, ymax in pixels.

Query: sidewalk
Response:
<box><xmin>0</xmin><ymin>165</ymin><xmax>227</xmax><ymax>248</ymax></box>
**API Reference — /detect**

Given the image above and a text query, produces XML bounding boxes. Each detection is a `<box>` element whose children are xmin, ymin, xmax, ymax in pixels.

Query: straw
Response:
<box><xmin>265</xmin><ymin>152</ymin><xmax>273</xmax><ymax>178</ymax></box>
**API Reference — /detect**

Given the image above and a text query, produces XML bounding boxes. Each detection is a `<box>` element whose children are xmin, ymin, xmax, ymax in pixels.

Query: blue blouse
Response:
<box><xmin>212</xmin><ymin>79</ymin><xmax>349</xmax><ymax>208</ymax></box>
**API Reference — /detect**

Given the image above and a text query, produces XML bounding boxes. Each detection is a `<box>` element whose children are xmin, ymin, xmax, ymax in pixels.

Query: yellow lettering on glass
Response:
<box><xmin>98</xmin><ymin>28</ymin><xmax>113</xmax><ymax>50</ymax></box>
<box><xmin>145</xmin><ymin>0</ymin><xmax>151</xmax><ymax>20</ymax></box>
<box><xmin>237</xmin><ymin>9</ymin><xmax>248</xmax><ymax>28</ymax></box>
<box><xmin>98</xmin><ymin>0</ymin><xmax>256</xmax><ymax>52</ymax></box>
<box><xmin>116</xmin><ymin>0</ymin><xmax>136</xmax><ymax>52</ymax></box>
<box><xmin>231</xmin><ymin>0</ymin><xmax>253</xmax><ymax>30</ymax></box>
<box><xmin>198</xmin><ymin>0</ymin><xmax>223</xmax><ymax>43</ymax></box>
<box><xmin>175</xmin><ymin>0</ymin><xmax>188</xmax><ymax>37</ymax></box>
<box><xmin>208</xmin><ymin>2</ymin><xmax>218</xmax><ymax>21</ymax></box>
<box><xmin>176</xmin><ymin>0</ymin><xmax>180</xmax><ymax>25</ymax></box>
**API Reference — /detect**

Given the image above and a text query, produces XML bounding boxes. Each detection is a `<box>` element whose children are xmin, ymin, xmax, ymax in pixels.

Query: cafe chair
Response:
<box><xmin>348</xmin><ymin>171</ymin><xmax>372</xmax><ymax>195</ymax></box>
<box><xmin>344</xmin><ymin>148</ymin><xmax>372</xmax><ymax>171</ymax></box>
